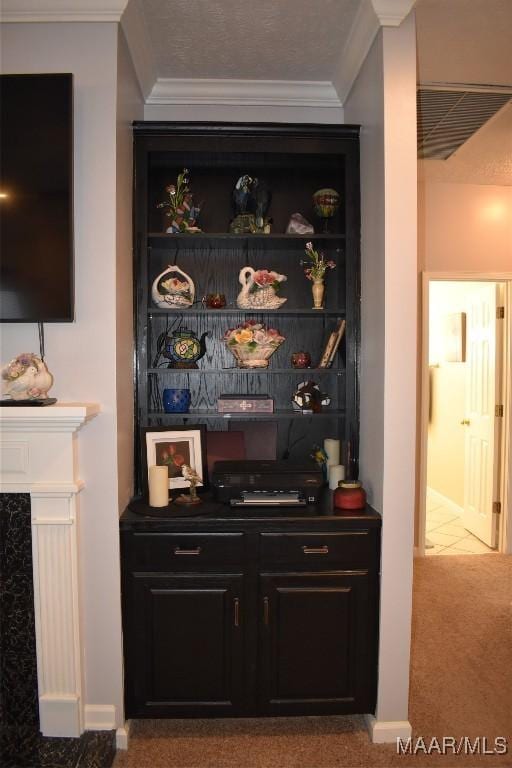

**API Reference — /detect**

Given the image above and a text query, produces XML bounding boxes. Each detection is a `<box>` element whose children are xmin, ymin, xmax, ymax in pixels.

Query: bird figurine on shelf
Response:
<box><xmin>230</xmin><ymin>175</ymin><xmax>272</xmax><ymax>233</ymax></box>
<box><xmin>1</xmin><ymin>353</ymin><xmax>54</xmax><ymax>401</ymax></box>
<box><xmin>175</xmin><ymin>464</ymin><xmax>203</xmax><ymax>505</ymax></box>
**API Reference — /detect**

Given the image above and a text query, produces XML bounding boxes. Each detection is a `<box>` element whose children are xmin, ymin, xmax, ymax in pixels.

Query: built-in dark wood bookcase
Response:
<box><xmin>133</xmin><ymin>123</ymin><xmax>361</xmax><ymax>493</ymax></box>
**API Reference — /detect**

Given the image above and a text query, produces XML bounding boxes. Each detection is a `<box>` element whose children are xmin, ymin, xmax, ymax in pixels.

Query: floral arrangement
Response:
<box><xmin>302</xmin><ymin>241</ymin><xmax>336</xmax><ymax>281</ymax></box>
<box><xmin>224</xmin><ymin>320</ymin><xmax>284</xmax><ymax>348</ymax></box>
<box><xmin>224</xmin><ymin>321</ymin><xmax>285</xmax><ymax>368</ymax></box>
<box><xmin>2</xmin><ymin>352</ymin><xmax>39</xmax><ymax>382</ymax></box>
<box><xmin>250</xmin><ymin>269</ymin><xmax>286</xmax><ymax>294</ymax></box>
<box><xmin>157</xmin><ymin>168</ymin><xmax>201</xmax><ymax>233</ymax></box>
<box><xmin>2</xmin><ymin>352</ymin><xmax>53</xmax><ymax>400</ymax></box>
<box><xmin>160</xmin><ymin>276</ymin><xmax>191</xmax><ymax>299</ymax></box>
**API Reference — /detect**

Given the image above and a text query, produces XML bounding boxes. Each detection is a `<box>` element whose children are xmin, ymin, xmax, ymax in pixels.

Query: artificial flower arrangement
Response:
<box><xmin>302</xmin><ymin>241</ymin><xmax>336</xmax><ymax>281</ymax></box>
<box><xmin>223</xmin><ymin>320</ymin><xmax>285</xmax><ymax>369</ymax></box>
<box><xmin>160</xmin><ymin>276</ymin><xmax>192</xmax><ymax>301</ymax></box>
<box><xmin>250</xmin><ymin>269</ymin><xmax>285</xmax><ymax>293</ymax></box>
<box><xmin>1</xmin><ymin>352</ymin><xmax>53</xmax><ymax>400</ymax></box>
<box><xmin>157</xmin><ymin>168</ymin><xmax>202</xmax><ymax>233</ymax></box>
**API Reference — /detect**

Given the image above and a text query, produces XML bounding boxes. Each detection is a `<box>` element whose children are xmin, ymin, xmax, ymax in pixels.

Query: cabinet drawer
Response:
<box><xmin>259</xmin><ymin>531</ymin><xmax>373</xmax><ymax>570</ymax></box>
<box><xmin>128</xmin><ymin>532</ymin><xmax>245</xmax><ymax>571</ymax></box>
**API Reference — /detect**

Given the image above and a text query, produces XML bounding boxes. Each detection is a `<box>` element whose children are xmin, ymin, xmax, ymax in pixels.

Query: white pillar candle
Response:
<box><xmin>324</xmin><ymin>438</ymin><xmax>340</xmax><ymax>469</ymax></box>
<box><xmin>328</xmin><ymin>464</ymin><xmax>346</xmax><ymax>490</ymax></box>
<box><xmin>149</xmin><ymin>465</ymin><xmax>169</xmax><ymax>507</ymax></box>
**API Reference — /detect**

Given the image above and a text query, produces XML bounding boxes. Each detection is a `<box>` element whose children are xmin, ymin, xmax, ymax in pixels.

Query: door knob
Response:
<box><xmin>460</xmin><ymin>419</ymin><xmax>470</xmax><ymax>426</ymax></box>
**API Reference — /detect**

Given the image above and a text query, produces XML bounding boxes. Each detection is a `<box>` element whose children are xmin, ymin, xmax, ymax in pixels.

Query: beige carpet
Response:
<box><xmin>114</xmin><ymin>554</ymin><xmax>511</xmax><ymax>768</ymax></box>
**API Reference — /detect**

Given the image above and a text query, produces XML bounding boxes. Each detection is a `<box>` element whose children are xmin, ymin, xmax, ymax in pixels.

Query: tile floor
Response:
<box><xmin>425</xmin><ymin>492</ymin><xmax>496</xmax><ymax>555</ymax></box>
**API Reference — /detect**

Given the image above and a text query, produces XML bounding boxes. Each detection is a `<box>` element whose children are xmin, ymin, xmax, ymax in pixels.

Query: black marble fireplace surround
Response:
<box><xmin>0</xmin><ymin>494</ymin><xmax>116</xmax><ymax>768</ymax></box>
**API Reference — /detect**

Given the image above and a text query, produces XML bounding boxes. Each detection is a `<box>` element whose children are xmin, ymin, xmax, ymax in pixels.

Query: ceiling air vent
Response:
<box><xmin>417</xmin><ymin>88</ymin><xmax>511</xmax><ymax>159</ymax></box>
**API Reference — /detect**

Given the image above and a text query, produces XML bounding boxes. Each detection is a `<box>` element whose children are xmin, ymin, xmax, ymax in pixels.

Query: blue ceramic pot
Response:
<box><xmin>163</xmin><ymin>388</ymin><xmax>191</xmax><ymax>414</ymax></box>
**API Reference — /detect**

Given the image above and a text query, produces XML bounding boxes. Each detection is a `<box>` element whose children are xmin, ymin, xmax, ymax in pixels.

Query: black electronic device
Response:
<box><xmin>212</xmin><ymin>460</ymin><xmax>324</xmax><ymax>506</ymax></box>
<box><xmin>0</xmin><ymin>73</ymin><xmax>74</xmax><ymax>322</ymax></box>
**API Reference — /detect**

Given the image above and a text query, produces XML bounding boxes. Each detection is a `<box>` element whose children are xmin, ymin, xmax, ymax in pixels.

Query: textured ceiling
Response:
<box><xmin>418</xmin><ymin>102</ymin><xmax>512</xmax><ymax>185</ymax></box>
<box><xmin>415</xmin><ymin>0</ymin><xmax>512</xmax><ymax>185</ymax></box>
<box><xmin>140</xmin><ymin>0</ymin><xmax>360</xmax><ymax>81</ymax></box>
<box><xmin>415</xmin><ymin>0</ymin><xmax>512</xmax><ymax>87</ymax></box>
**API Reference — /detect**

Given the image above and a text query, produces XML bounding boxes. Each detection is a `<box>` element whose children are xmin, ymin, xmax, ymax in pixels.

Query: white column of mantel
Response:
<box><xmin>0</xmin><ymin>403</ymin><xmax>100</xmax><ymax>737</ymax></box>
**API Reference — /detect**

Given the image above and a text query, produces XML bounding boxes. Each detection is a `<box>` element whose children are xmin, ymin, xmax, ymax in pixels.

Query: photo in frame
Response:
<box><xmin>142</xmin><ymin>425</ymin><xmax>207</xmax><ymax>493</ymax></box>
<box><xmin>443</xmin><ymin>312</ymin><xmax>466</xmax><ymax>362</ymax></box>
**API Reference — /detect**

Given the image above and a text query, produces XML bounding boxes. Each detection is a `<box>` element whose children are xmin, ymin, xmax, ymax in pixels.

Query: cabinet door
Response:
<box><xmin>124</xmin><ymin>573</ymin><xmax>245</xmax><ymax>717</ymax></box>
<box><xmin>259</xmin><ymin>571</ymin><xmax>377</xmax><ymax>715</ymax></box>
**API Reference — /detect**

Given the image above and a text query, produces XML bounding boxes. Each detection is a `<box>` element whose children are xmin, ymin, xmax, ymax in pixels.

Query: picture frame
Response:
<box><xmin>443</xmin><ymin>312</ymin><xmax>466</xmax><ymax>362</ymax></box>
<box><xmin>141</xmin><ymin>425</ymin><xmax>208</xmax><ymax>494</ymax></box>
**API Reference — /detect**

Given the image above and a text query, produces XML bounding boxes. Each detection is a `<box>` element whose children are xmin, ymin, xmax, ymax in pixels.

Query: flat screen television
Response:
<box><xmin>0</xmin><ymin>73</ymin><xmax>74</xmax><ymax>322</ymax></box>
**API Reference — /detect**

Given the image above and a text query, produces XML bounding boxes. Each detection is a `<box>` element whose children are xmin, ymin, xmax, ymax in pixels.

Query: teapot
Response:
<box><xmin>163</xmin><ymin>329</ymin><xmax>208</xmax><ymax>369</ymax></box>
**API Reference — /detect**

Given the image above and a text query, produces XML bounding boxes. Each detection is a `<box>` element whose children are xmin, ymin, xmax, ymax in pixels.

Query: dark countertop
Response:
<box><xmin>120</xmin><ymin>492</ymin><xmax>381</xmax><ymax>532</ymax></box>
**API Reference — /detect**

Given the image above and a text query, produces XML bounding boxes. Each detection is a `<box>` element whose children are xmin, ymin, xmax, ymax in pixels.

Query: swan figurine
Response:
<box><xmin>236</xmin><ymin>266</ymin><xmax>287</xmax><ymax>310</ymax></box>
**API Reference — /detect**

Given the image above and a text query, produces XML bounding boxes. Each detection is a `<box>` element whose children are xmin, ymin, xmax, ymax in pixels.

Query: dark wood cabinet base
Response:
<box><xmin>121</xmin><ymin>505</ymin><xmax>380</xmax><ymax>719</ymax></box>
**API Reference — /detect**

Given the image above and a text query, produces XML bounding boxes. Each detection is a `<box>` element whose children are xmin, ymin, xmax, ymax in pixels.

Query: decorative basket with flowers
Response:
<box><xmin>157</xmin><ymin>168</ymin><xmax>202</xmax><ymax>233</ymax></box>
<box><xmin>224</xmin><ymin>321</ymin><xmax>285</xmax><ymax>369</ymax></box>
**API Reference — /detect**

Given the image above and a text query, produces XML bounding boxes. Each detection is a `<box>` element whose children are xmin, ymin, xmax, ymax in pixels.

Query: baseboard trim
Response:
<box><xmin>116</xmin><ymin>721</ymin><xmax>131</xmax><ymax>750</ymax></box>
<box><xmin>427</xmin><ymin>486</ymin><xmax>463</xmax><ymax>518</ymax></box>
<box><xmin>365</xmin><ymin>714</ymin><xmax>412</xmax><ymax>743</ymax></box>
<box><xmin>84</xmin><ymin>704</ymin><xmax>116</xmax><ymax>731</ymax></box>
<box><xmin>39</xmin><ymin>694</ymin><xmax>82</xmax><ymax>738</ymax></box>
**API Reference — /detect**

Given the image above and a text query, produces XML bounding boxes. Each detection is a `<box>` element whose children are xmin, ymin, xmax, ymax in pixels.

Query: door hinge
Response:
<box><xmin>497</xmin><ymin>306</ymin><xmax>505</xmax><ymax>319</ymax></box>
<box><xmin>493</xmin><ymin>501</ymin><xmax>501</xmax><ymax>516</ymax></box>
<box><xmin>495</xmin><ymin>404</ymin><xmax>504</xmax><ymax>417</ymax></box>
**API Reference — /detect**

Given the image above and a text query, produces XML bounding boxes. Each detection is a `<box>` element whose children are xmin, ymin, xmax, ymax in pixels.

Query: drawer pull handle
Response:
<box><xmin>263</xmin><ymin>596</ymin><xmax>270</xmax><ymax>626</ymax></box>
<box><xmin>173</xmin><ymin>546</ymin><xmax>202</xmax><ymax>556</ymax></box>
<box><xmin>234</xmin><ymin>598</ymin><xmax>240</xmax><ymax>628</ymax></box>
<box><xmin>302</xmin><ymin>545</ymin><xmax>329</xmax><ymax>555</ymax></box>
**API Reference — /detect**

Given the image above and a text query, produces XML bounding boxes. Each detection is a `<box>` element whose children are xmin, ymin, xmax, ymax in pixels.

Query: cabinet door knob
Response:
<box><xmin>173</xmin><ymin>546</ymin><xmax>202</xmax><ymax>556</ymax></box>
<box><xmin>263</xmin><ymin>596</ymin><xmax>270</xmax><ymax>626</ymax></box>
<box><xmin>460</xmin><ymin>419</ymin><xmax>470</xmax><ymax>426</ymax></box>
<box><xmin>302</xmin><ymin>545</ymin><xmax>329</xmax><ymax>555</ymax></box>
<box><xmin>233</xmin><ymin>597</ymin><xmax>240</xmax><ymax>628</ymax></box>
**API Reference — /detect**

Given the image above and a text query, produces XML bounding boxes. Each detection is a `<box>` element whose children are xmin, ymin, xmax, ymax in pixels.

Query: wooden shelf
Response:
<box><xmin>148</xmin><ymin>307</ymin><xmax>345</xmax><ymax>316</ymax></box>
<box><xmin>147</xmin><ymin>409</ymin><xmax>345</xmax><ymax>420</ymax></box>
<box><xmin>147</xmin><ymin>367</ymin><xmax>344</xmax><ymax>375</ymax></box>
<box><xmin>148</xmin><ymin>232</ymin><xmax>346</xmax><ymax>242</ymax></box>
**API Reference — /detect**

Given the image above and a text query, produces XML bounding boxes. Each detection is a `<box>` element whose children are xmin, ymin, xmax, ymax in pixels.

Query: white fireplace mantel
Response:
<box><xmin>0</xmin><ymin>402</ymin><xmax>99</xmax><ymax>737</ymax></box>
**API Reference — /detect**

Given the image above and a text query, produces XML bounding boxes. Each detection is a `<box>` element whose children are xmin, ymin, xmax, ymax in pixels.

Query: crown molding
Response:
<box><xmin>371</xmin><ymin>0</ymin><xmax>416</xmax><ymax>27</ymax></box>
<box><xmin>146</xmin><ymin>79</ymin><xmax>342</xmax><ymax>109</ymax></box>
<box><xmin>120</xmin><ymin>0</ymin><xmax>156</xmax><ymax>99</ymax></box>
<box><xmin>0</xmin><ymin>0</ymin><xmax>129</xmax><ymax>23</ymax></box>
<box><xmin>332</xmin><ymin>0</ymin><xmax>381</xmax><ymax>105</ymax></box>
<box><xmin>332</xmin><ymin>0</ymin><xmax>416</xmax><ymax>104</ymax></box>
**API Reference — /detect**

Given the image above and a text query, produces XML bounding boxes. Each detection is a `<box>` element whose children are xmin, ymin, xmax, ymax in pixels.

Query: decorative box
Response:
<box><xmin>217</xmin><ymin>394</ymin><xmax>275</xmax><ymax>414</ymax></box>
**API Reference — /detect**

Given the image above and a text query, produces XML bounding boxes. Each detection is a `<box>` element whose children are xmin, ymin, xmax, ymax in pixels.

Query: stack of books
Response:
<box><xmin>318</xmin><ymin>319</ymin><xmax>346</xmax><ymax>368</ymax></box>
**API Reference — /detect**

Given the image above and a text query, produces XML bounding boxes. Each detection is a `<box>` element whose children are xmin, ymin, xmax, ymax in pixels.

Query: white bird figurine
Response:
<box><xmin>3</xmin><ymin>363</ymin><xmax>38</xmax><ymax>400</ymax></box>
<box><xmin>1</xmin><ymin>353</ymin><xmax>54</xmax><ymax>401</ymax></box>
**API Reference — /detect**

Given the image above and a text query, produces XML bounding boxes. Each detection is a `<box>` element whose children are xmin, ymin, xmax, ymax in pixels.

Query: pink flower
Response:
<box><xmin>306</xmin><ymin>241</ymin><xmax>314</xmax><ymax>251</ymax></box>
<box><xmin>253</xmin><ymin>270</ymin><xmax>275</xmax><ymax>286</ymax></box>
<box><xmin>253</xmin><ymin>329</ymin><xmax>268</xmax><ymax>344</ymax></box>
<box><xmin>326</xmin><ymin>260</ymin><xmax>336</xmax><ymax>269</ymax></box>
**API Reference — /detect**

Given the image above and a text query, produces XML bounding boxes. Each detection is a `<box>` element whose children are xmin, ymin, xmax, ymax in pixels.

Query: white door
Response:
<box><xmin>462</xmin><ymin>283</ymin><xmax>502</xmax><ymax>547</ymax></box>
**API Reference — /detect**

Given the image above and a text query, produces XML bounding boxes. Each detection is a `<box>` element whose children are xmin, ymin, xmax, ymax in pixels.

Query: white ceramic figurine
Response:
<box><xmin>2</xmin><ymin>353</ymin><xmax>54</xmax><ymax>400</ymax></box>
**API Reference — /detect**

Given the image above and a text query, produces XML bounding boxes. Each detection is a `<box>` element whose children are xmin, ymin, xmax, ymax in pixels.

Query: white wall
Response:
<box><xmin>418</xmin><ymin>182</ymin><xmax>512</xmax><ymax>273</ymax></box>
<box><xmin>345</xmin><ymin>11</ymin><xmax>417</xmax><ymax>734</ymax></box>
<box><xmin>144</xmin><ymin>103</ymin><xmax>344</xmax><ymax>123</ymax></box>
<box><xmin>0</xmin><ymin>21</ymin><xmax>139</xmax><ymax>728</ymax></box>
<box><xmin>116</xmin><ymin>28</ymin><xmax>144</xmax><ymax>512</ymax></box>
